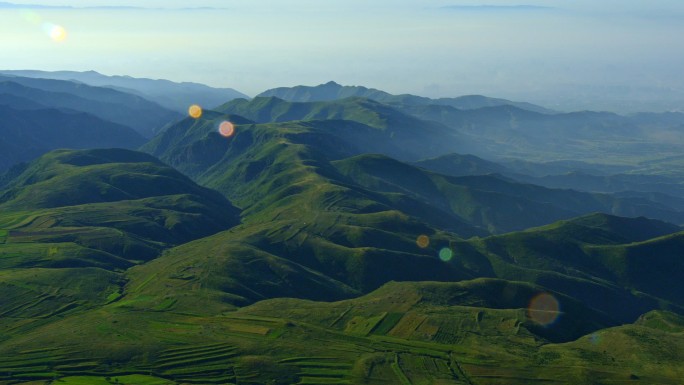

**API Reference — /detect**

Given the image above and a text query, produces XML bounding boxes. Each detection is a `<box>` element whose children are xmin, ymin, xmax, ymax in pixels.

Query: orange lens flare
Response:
<box><xmin>416</xmin><ymin>235</ymin><xmax>430</xmax><ymax>249</ymax></box>
<box><xmin>219</xmin><ymin>121</ymin><xmax>235</xmax><ymax>137</ymax></box>
<box><xmin>188</xmin><ymin>104</ymin><xmax>203</xmax><ymax>119</ymax></box>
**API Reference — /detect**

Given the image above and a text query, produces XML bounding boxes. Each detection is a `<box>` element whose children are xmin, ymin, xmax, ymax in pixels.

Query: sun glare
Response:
<box><xmin>44</xmin><ymin>23</ymin><xmax>67</xmax><ymax>42</ymax></box>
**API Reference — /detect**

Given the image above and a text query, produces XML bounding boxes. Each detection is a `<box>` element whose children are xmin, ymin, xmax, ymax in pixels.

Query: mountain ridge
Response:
<box><xmin>257</xmin><ymin>80</ymin><xmax>556</xmax><ymax>113</ymax></box>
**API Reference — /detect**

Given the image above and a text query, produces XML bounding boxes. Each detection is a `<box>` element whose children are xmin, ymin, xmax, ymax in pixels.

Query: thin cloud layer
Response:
<box><xmin>439</xmin><ymin>5</ymin><xmax>555</xmax><ymax>11</ymax></box>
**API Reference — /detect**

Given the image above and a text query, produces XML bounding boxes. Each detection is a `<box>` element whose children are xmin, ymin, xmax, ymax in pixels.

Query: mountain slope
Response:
<box><xmin>140</xmin><ymin>115</ymin><xmax>480</xmax><ymax>305</ymax></box>
<box><xmin>450</xmin><ymin>213</ymin><xmax>684</xmax><ymax>322</ymax></box>
<box><xmin>0</xmin><ymin>105</ymin><xmax>146</xmax><ymax>171</ymax></box>
<box><xmin>0</xmin><ymin>148</ymin><xmax>240</xmax><ymax>350</ymax></box>
<box><xmin>0</xmin><ymin>75</ymin><xmax>180</xmax><ymax>137</ymax></box>
<box><xmin>0</xmin><ymin>148</ymin><xmax>241</xmax><ymax>262</ymax></box>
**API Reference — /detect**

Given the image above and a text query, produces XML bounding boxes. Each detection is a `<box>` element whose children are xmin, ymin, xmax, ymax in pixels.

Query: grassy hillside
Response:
<box><xmin>0</xmin><ymin>149</ymin><xmax>240</xmax><ymax>337</ymax></box>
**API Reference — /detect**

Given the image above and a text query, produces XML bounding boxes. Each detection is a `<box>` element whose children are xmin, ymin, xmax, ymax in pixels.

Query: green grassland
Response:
<box><xmin>2</xmin><ymin>102</ymin><xmax>684</xmax><ymax>384</ymax></box>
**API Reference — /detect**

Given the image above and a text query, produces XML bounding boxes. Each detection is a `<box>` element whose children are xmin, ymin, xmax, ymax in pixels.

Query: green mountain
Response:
<box><xmin>140</xmin><ymin>107</ymin><xmax>684</xmax><ymax>322</ymax></box>
<box><xmin>257</xmin><ymin>80</ymin><xmax>555</xmax><ymax>113</ymax></box>
<box><xmin>143</xmin><ymin>114</ymin><xmax>479</xmax><ymax>302</ymax></box>
<box><xmin>214</xmin><ymin>96</ymin><xmax>463</xmax><ymax>161</ymax></box>
<box><xmin>1</xmin><ymin>84</ymin><xmax>684</xmax><ymax>384</ymax></box>
<box><xmin>0</xmin><ymin>75</ymin><xmax>180</xmax><ymax>137</ymax></box>
<box><xmin>0</xmin><ymin>148</ymin><xmax>239</xmax><ymax>340</ymax></box>
<box><xmin>0</xmin><ymin>105</ymin><xmax>146</xmax><ymax>171</ymax></box>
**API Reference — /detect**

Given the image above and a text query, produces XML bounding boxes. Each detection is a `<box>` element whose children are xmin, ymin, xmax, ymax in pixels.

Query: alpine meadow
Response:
<box><xmin>1</xmin><ymin>1</ymin><xmax>684</xmax><ymax>384</ymax></box>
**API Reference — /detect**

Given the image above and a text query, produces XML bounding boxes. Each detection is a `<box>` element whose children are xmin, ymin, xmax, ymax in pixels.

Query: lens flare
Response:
<box><xmin>416</xmin><ymin>235</ymin><xmax>430</xmax><ymax>249</ymax></box>
<box><xmin>218</xmin><ymin>121</ymin><xmax>235</xmax><ymax>137</ymax></box>
<box><xmin>439</xmin><ymin>247</ymin><xmax>453</xmax><ymax>262</ymax></box>
<box><xmin>188</xmin><ymin>104</ymin><xmax>203</xmax><ymax>119</ymax></box>
<box><xmin>527</xmin><ymin>293</ymin><xmax>561</xmax><ymax>326</ymax></box>
<box><xmin>43</xmin><ymin>23</ymin><xmax>67</xmax><ymax>42</ymax></box>
<box><xmin>589</xmin><ymin>333</ymin><xmax>601</xmax><ymax>345</ymax></box>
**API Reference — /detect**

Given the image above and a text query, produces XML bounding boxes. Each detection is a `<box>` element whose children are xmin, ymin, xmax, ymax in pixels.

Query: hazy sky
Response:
<box><xmin>1</xmin><ymin>0</ymin><xmax>684</xmax><ymax>110</ymax></box>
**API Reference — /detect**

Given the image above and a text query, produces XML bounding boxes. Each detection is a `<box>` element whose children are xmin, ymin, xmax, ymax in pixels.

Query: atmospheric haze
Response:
<box><xmin>1</xmin><ymin>0</ymin><xmax>683</xmax><ymax>112</ymax></box>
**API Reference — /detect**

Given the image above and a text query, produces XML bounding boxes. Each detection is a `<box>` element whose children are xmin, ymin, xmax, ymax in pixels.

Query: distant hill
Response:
<box><xmin>257</xmin><ymin>80</ymin><xmax>555</xmax><ymax>113</ymax></box>
<box><xmin>403</xmin><ymin>104</ymin><xmax>684</xmax><ymax>161</ymax></box>
<box><xmin>334</xmin><ymin>153</ymin><xmax>684</xmax><ymax>232</ymax></box>
<box><xmin>0</xmin><ymin>105</ymin><xmax>145</xmax><ymax>171</ymax></box>
<box><xmin>415</xmin><ymin>153</ymin><xmax>684</xmax><ymax>212</ymax></box>
<box><xmin>414</xmin><ymin>152</ymin><xmax>510</xmax><ymax>176</ymax></box>
<box><xmin>0</xmin><ymin>75</ymin><xmax>180</xmax><ymax>137</ymax></box>
<box><xmin>0</xmin><ymin>69</ymin><xmax>249</xmax><ymax>112</ymax></box>
<box><xmin>214</xmin><ymin>96</ymin><xmax>464</xmax><ymax>161</ymax></box>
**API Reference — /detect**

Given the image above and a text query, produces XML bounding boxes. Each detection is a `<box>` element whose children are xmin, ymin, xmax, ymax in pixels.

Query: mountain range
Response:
<box><xmin>0</xmin><ymin>70</ymin><xmax>249</xmax><ymax>112</ymax></box>
<box><xmin>0</xmin><ymin>78</ymin><xmax>683</xmax><ymax>384</ymax></box>
<box><xmin>257</xmin><ymin>80</ymin><xmax>556</xmax><ymax>114</ymax></box>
